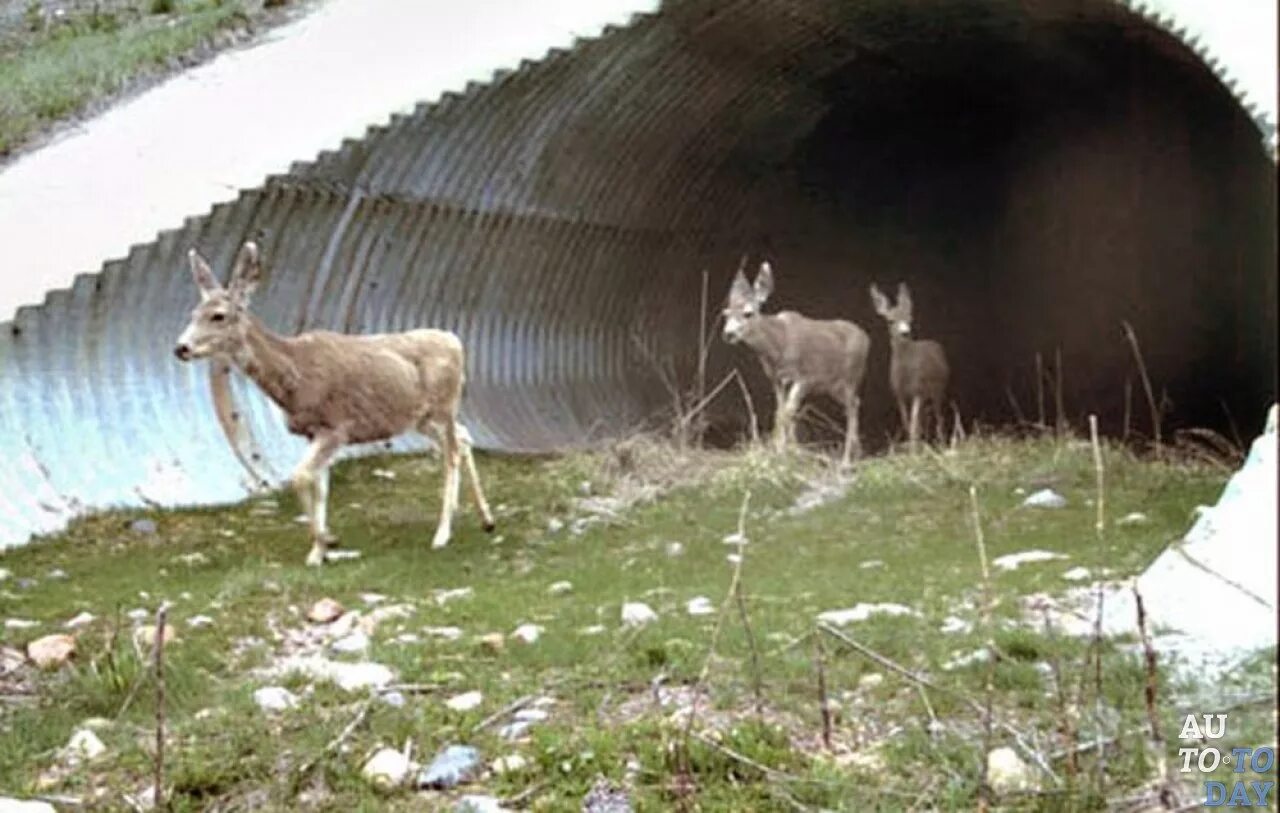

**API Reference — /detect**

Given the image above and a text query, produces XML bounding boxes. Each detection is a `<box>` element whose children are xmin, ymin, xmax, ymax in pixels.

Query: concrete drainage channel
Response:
<box><xmin>0</xmin><ymin>0</ymin><xmax>1275</xmax><ymax>550</ymax></box>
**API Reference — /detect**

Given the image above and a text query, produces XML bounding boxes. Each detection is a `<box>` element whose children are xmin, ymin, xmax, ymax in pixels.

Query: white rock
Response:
<box><xmin>63</xmin><ymin>728</ymin><xmax>106</xmax><ymax>764</ymax></box>
<box><xmin>547</xmin><ymin>581</ymin><xmax>573</xmax><ymax>596</ymax></box>
<box><xmin>64</xmin><ymin>612</ymin><xmax>95</xmax><ymax>629</ymax></box>
<box><xmin>510</xmin><ymin>624</ymin><xmax>543</xmax><ymax>645</ymax></box>
<box><xmin>307</xmin><ymin>598</ymin><xmax>345</xmax><ymax>624</ymax></box>
<box><xmin>491</xmin><ymin>754</ymin><xmax>528</xmax><ymax>774</ymax></box>
<box><xmin>1022</xmin><ymin>488</ymin><xmax>1067</xmax><ymax>509</ymax></box>
<box><xmin>578</xmin><ymin>624</ymin><xmax>606</xmax><ymax>636</ymax></box>
<box><xmin>686</xmin><ymin>597</ymin><xmax>715</xmax><ymax>617</ymax></box>
<box><xmin>325</xmin><ymin>550</ymin><xmax>361</xmax><ymax>562</ymax></box>
<box><xmin>126</xmin><ymin>608</ymin><xmax>149</xmax><ymax>622</ymax></box>
<box><xmin>1062</xmin><ymin>566</ymin><xmax>1092</xmax><ymax>582</ymax></box>
<box><xmin>360</xmin><ymin>592</ymin><xmax>388</xmax><ymax>605</ymax></box>
<box><xmin>332</xmin><ymin>631</ymin><xmax>370</xmax><ymax>654</ymax></box>
<box><xmin>987</xmin><ymin>746</ymin><xmax>1037</xmax><ymax>793</ymax></box>
<box><xmin>367</xmin><ymin>604</ymin><xmax>414</xmax><ymax>627</ymax></box>
<box><xmin>939</xmin><ymin>616</ymin><xmax>972</xmax><ymax>634</ymax></box>
<box><xmin>513</xmin><ymin>708</ymin><xmax>549</xmax><ymax>723</ymax></box>
<box><xmin>123</xmin><ymin>785</ymin><xmax>156</xmax><ymax>811</ymax></box>
<box><xmin>817</xmin><ymin>603</ymin><xmax>920</xmax><ymax>626</ymax></box>
<box><xmin>393</xmin><ymin>633</ymin><xmax>421</xmax><ymax>645</ymax></box>
<box><xmin>456</xmin><ymin>795</ymin><xmax>509</xmax><ymax>813</ymax></box>
<box><xmin>547</xmin><ymin>517</ymin><xmax>564</xmax><ymax>533</ymax></box>
<box><xmin>253</xmin><ymin>686</ymin><xmax>300</xmax><ymax>712</ymax></box>
<box><xmin>26</xmin><ymin>634</ymin><xmax>76</xmax><ymax>668</ymax></box>
<box><xmin>721</xmin><ymin>531</ymin><xmax>747</xmax><ymax>546</ymax></box>
<box><xmin>859</xmin><ymin>559</ymin><xmax>885</xmax><ymax>569</ymax></box>
<box><xmin>621</xmin><ymin>602</ymin><xmax>658</xmax><ymax>627</ymax></box>
<box><xmin>328</xmin><ymin>610</ymin><xmax>362</xmax><ymax>639</ymax></box>
<box><xmin>279</xmin><ymin>657</ymin><xmax>394</xmax><ymax>693</ymax></box>
<box><xmin>177</xmin><ymin>552</ymin><xmax>208</xmax><ymax>566</ymax></box>
<box><xmin>371</xmin><ymin>468</ymin><xmax>397</xmax><ymax>480</ymax></box>
<box><xmin>433</xmin><ymin>587</ymin><xmax>474</xmax><ymax>606</ymax></box>
<box><xmin>362</xmin><ymin>747</ymin><xmax>410</xmax><ymax>789</ymax></box>
<box><xmin>187</xmin><ymin>614</ymin><xmax>215</xmax><ymax>628</ymax></box>
<box><xmin>445</xmin><ymin>690</ymin><xmax>483</xmax><ymax>712</ymax></box>
<box><xmin>943</xmin><ymin>648</ymin><xmax>991</xmax><ymax>671</ymax></box>
<box><xmin>0</xmin><ymin>568</ymin><xmax>9</xmax><ymax>582</ymax></box>
<box><xmin>857</xmin><ymin>673</ymin><xmax>884</xmax><ymax>689</ymax></box>
<box><xmin>726</xmin><ymin>553</ymin><xmax>742</xmax><ymax>565</ymax></box>
<box><xmin>992</xmin><ymin>550</ymin><xmax>1068</xmax><ymax>571</ymax></box>
<box><xmin>0</xmin><ymin>798</ymin><xmax>57</xmax><ymax>812</ymax></box>
<box><xmin>4</xmin><ymin>619</ymin><xmax>37</xmax><ymax>630</ymax></box>
<box><xmin>665</xmin><ymin>541</ymin><xmax>684</xmax><ymax>557</ymax></box>
<box><xmin>1117</xmin><ymin>511</ymin><xmax>1150</xmax><ymax>526</ymax></box>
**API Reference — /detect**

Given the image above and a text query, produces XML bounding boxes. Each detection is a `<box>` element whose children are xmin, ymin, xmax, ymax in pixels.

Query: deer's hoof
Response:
<box><xmin>304</xmin><ymin>548</ymin><xmax>325</xmax><ymax>567</ymax></box>
<box><xmin>483</xmin><ymin>521</ymin><xmax>496</xmax><ymax>534</ymax></box>
<box><xmin>431</xmin><ymin>532</ymin><xmax>451</xmax><ymax>550</ymax></box>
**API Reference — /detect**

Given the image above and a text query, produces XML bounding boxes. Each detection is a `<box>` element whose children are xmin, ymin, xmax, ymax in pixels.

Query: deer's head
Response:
<box><xmin>174</xmin><ymin>242</ymin><xmax>262</xmax><ymax>362</ymax></box>
<box><xmin>722</xmin><ymin>261</ymin><xmax>774</xmax><ymax>344</ymax></box>
<box><xmin>870</xmin><ymin>282</ymin><xmax>913</xmax><ymax>337</ymax></box>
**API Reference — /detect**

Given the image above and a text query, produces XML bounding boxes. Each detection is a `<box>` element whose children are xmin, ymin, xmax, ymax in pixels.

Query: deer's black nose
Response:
<box><xmin>174</xmin><ymin>344</ymin><xmax>191</xmax><ymax>361</ymax></box>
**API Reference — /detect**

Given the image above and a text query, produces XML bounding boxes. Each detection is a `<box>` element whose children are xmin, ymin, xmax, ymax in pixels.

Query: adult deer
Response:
<box><xmin>174</xmin><ymin>241</ymin><xmax>495</xmax><ymax>566</ymax></box>
<box><xmin>869</xmin><ymin>282</ymin><xmax>949</xmax><ymax>449</ymax></box>
<box><xmin>722</xmin><ymin>261</ymin><xmax>870</xmax><ymax>466</ymax></box>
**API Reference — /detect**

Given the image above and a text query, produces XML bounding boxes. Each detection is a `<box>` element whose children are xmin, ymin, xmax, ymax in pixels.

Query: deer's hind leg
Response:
<box><xmin>456</xmin><ymin>422</ymin><xmax>496</xmax><ymax>532</ymax></box>
<box><xmin>423</xmin><ymin>419</ymin><xmax>462</xmax><ymax>549</ymax></box>
<box><xmin>841</xmin><ymin>393</ymin><xmax>862</xmax><ymax>468</ymax></box>
<box><xmin>293</xmin><ymin>431</ymin><xmax>344</xmax><ymax>567</ymax></box>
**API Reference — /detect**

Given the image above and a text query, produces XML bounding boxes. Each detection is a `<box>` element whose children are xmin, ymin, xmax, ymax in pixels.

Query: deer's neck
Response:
<box><xmin>742</xmin><ymin>314</ymin><xmax>788</xmax><ymax>364</ymax></box>
<box><xmin>237</xmin><ymin>316</ymin><xmax>302</xmax><ymax>412</ymax></box>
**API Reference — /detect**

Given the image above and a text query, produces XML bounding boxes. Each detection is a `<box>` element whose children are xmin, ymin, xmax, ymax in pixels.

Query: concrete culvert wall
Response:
<box><xmin>0</xmin><ymin>0</ymin><xmax>1274</xmax><ymax>549</ymax></box>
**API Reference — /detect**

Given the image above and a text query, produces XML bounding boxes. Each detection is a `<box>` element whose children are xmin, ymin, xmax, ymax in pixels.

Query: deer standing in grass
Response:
<box><xmin>722</xmin><ymin>261</ymin><xmax>870</xmax><ymax>466</ymax></box>
<box><xmin>174</xmin><ymin>241</ymin><xmax>495</xmax><ymax>567</ymax></box>
<box><xmin>869</xmin><ymin>282</ymin><xmax>949</xmax><ymax>449</ymax></box>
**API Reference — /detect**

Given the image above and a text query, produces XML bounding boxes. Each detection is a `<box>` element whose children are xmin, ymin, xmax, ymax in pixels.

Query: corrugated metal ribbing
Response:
<box><xmin>0</xmin><ymin>0</ymin><xmax>1269</xmax><ymax>549</ymax></box>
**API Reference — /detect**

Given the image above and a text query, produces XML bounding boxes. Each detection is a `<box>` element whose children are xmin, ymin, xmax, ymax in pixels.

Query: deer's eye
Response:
<box><xmin>210</xmin><ymin>313</ymin><xmax>227</xmax><ymax>323</ymax></box>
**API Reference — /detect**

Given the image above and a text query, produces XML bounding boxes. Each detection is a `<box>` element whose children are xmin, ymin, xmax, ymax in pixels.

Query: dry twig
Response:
<box><xmin>153</xmin><ymin>602</ymin><xmax>170</xmax><ymax>811</ymax></box>
<box><xmin>969</xmin><ymin>486</ymin><xmax>996</xmax><ymax>813</ymax></box>
<box><xmin>1121</xmin><ymin>321</ymin><xmax>1161</xmax><ymax>447</ymax></box>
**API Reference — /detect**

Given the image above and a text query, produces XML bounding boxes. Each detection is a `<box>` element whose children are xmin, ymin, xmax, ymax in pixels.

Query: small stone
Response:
<box><xmin>253</xmin><ymin>686</ymin><xmax>299</xmax><ymax>712</ymax></box>
<box><xmin>15</xmin><ymin>578</ymin><xmax>37</xmax><ymax>590</ymax></box>
<box><xmin>721</xmin><ymin>531</ymin><xmax>747</xmax><ymax>546</ymax></box>
<box><xmin>859</xmin><ymin>559</ymin><xmax>885</xmax><ymax>569</ymax></box>
<box><xmin>0</xmin><ymin>798</ymin><xmax>56</xmax><ymax>812</ymax></box>
<box><xmin>362</xmin><ymin>747</ymin><xmax>411</xmax><ymax>789</ymax></box>
<box><xmin>0</xmin><ymin>568</ymin><xmax>9</xmax><ymax>581</ymax></box>
<box><xmin>1117</xmin><ymin>511</ymin><xmax>1150</xmax><ymax>526</ymax></box>
<box><xmin>65</xmin><ymin>612</ymin><xmax>95</xmax><ymax>629</ymax></box>
<box><xmin>187</xmin><ymin>615</ymin><xmax>215</xmax><ymax>628</ymax></box>
<box><xmin>477</xmin><ymin>633</ymin><xmax>506</xmax><ymax>654</ymax></box>
<box><xmin>126</xmin><ymin>608</ymin><xmax>149</xmax><ymax>622</ymax></box>
<box><xmin>445</xmin><ymin>690</ymin><xmax>483</xmax><ymax>712</ymax></box>
<box><xmin>380</xmin><ymin>691</ymin><xmax>407</xmax><ymax>708</ymax></box>
<box><xmin>817</xmin><ymin>603</ymin><xmax>919</xmax><ymax>626</ymax></box>
<box><xmin>177</xmin><ymin>552</ymin><xmax>208</xmax><ymax>566</ymax></box>
<box><xmin>547</xmin><ymin>581</ymin><xmax>573</xmax><ymax>596</ymax></box>
<box><xmin>510</xmin><ymin>624</ymin><xmax>543</xmax><ymax>645</ymax></box>
<box><xmin>307</xmin><ymin>598</ymin><xmax>345</xmax><ymax>624</ymax></box>
<box><xmin>423</xmin><ymin>626</ymin><xmax>464</xmax><ymax>641</ymax></box>
<box><xmin>583</xmin><ymin>776</ymin><xmax>634</xmax><ymax>813</ymax></box>
<box><xmin>324</xmin><ymin>550</ymin><xmax>361</xmax><ymax>562</ymax></box>
<box><xmin>513</xmin><ymin>708</ymin><xmax>548</xmax><ymax>723</ymax></box>
<box><xmin>360</xmin><ymin>592</ymin><xmax>388</xmax><ymax>605</ymax></box>
<box><xmin>2</xmin><ymin>647</ymin><xmax>25</xmax><ymax>672</ymax></box>
<box><xmin>686</xmin><ymin>597</ymin><xmax>715</xmax><ymax>617</ymax></box>
<box><xmin>371</xmin><ymin>468</ymin><xmax>397</xmax><ymax>480</ymax></box>
<box><xmin>417</xmin><ymin>744</ymin><xmax>481</xmax><ymax>789</ymax></box>
<box><xmin>456</xmin><ymin>795</ymin><xmax>508</xmax><ymax>813</ymax></box>
<box><xmin>578</xmin><ymin>624</ymin><xmax>606</xmax><ymax>636</ymax></box>
<box><xmin>134</xmin><ymin>624</ymin><xmax>179</xmax><ymax>650</ymax></box>
<box><xmin>987</xmin><ymin>746</ymin><xmax>1036</xmax><ymax>793</ymax></box>
<box><xmin>394</xmin><ymin>633</ymin><xmax>421</xmax><ymax>645</ymax></box>
<box><xmin>46</xmin><ymin>569</ymin><xmax>68</xmax><ymax>581</ymax></box>
<box><xmin>547</xmin><ymin>517</ymin><xmax>564</xmax><ymax>534</ymax></box>
<box><xmin>5</xmin><ymin>619</ymin><xmax>38</xmax><ymax>630</ymax></box>
<box><xmin>63</xmin><ymin>728</ymin><xmax>106</xmax><ymax>764</ymax></box>
<box><xmin>434</xmin><ymin>587</ymin><xmax>474</xmax><ymax>606</ymax></box>
<box><xmin>123</xmin><ymin>785</ymin><xmax>156</xmax><ymax>811</ymax></box>
<box><xmin>27</xmin><ymin>634</ymin><xmax>76</xmax><ymax>669</ymax></box>
<box><xmin>858</xmin><ymin>673</ymin><xmax>884</xmax><ymax>690</ymax></box>
<box><xmin>1062</xmin><ymin>566</ymin><xmax>1092</xmax><ymax>581</ymax></box>
<box><xmin>992</xmin><ymin>550</ymin><xmax>1068</xmax><ymax>571</ymax></box>
<box><xmin>939</xmin><ymin>616</ymin><xmax>971</xmax><ymax>634</ymax></box>
<box><xmin>491</xmin><ymin>754</ymin><xmax>528</xmax><ymax>774</ymax></box>
<box><xmin>621</xmin><ymin>602</ymin><xmax>657</xmax><ymax>627</ymax></box>
<box><xmin>331</xmin><ymin>631</ymin><xmax>370</xmax><ymax>655</ymax></box>
<box><xmin>665</xmin><ymin>542</ymin><xmax>684</xmax><ymax>557</ymax></box>
<box><xmin>498</xmin><ymin>720</ymin><xmax>531</xmax><ymax>741</ymax></box>
<box><xmin>130</xmin><ymin>519</ymin><xmax>158</xmax><ymax>535</ymax></box>
<box><xmin>1021</xmin><ymin>489</ymin><xmax>1067</xmax><ymax>509</ymax></box>
<box><xmin>725</xmin><ymin>553</ymin><xmax>742</xmax><ymax>565</ymax></box>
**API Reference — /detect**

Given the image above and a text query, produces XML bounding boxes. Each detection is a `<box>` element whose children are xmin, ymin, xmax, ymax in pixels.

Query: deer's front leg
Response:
<box><xmin>778</xmin><ymin>382</ymin><xmax>806</xmax><ymax>451</ymax></box>
<box><xmin>292</xmin><ymin>432</ymin><xmax>343</xmax><ymax>567</ymax></box>
<box><xmin>770</xmin><ymin>382</ymin><xmax>787</xmax><ymax>450</ymax></box>
<box><xmin>908</xmin><ymin>397</ymin><xmax>923</xmax><ymax>452</ymax></box>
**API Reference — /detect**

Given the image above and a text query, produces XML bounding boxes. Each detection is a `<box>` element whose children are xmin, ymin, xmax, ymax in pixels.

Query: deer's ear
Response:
<box><xmin>188</xmin><ymin>249</ymin><xmax>219</xmax><ymax>298</ymax></box>
<box><xmin>869</xmin><ymin>284</ymin><xmax>889</xmax><ymax>315</ymax></box>
<box><xmin>896</xmin><ymin>282</ymin><xmax>912</xmax><ymax>311</ymax></box>
<box><xmin>753</xmin><ymin>261</ymin><xmax>774</xmax><ymax>304</ymax></box>
<box><xmin>729</xmin><ymin>269</ymin><xmax>753</xmax><ymax>303</ymax></box>
<box><xmin>227</xmin><ymin>241</ymin><xmax>262</xmax><ymax>304</ymax></box>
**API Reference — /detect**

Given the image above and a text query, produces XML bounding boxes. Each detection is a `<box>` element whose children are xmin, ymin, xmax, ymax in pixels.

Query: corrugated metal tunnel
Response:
<box><xmin>0</xmin><ymin>0</ymin><xmax>1275</xmax><ymax>549</ymax></box>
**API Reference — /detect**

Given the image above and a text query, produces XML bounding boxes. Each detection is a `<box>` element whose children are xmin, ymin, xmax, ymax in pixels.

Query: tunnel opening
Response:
<box><xmin>659</xmin><ymin>1</ymin><xmax>1276</xmax><ymax>451</ymax></box>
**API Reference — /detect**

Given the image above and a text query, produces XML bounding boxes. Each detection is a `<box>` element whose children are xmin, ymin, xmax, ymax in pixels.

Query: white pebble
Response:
<box><xmin>445</xmin><ymin>690</ymin><xmax>483</xmax><ymax>712</ymax></box>
<box><xmin>621</xmin><ymin>602</ymin><xmax>658</xmax><ymax>627</ymax></box>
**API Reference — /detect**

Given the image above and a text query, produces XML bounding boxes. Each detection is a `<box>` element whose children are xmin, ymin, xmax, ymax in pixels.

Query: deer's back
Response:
<box><xmin>284</xmin><ymin>328</ymin><xmax>463</xmax><ymax>441</ymax></box>
<box><xmin>761</xmin><ymin>312</ymin><xmax>869</xmax><ymax>393</ymax></box>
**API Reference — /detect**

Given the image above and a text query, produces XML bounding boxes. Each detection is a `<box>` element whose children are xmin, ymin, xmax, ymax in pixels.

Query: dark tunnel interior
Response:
<box><xmin>670</xmin><ymin>3</ymin><xmax>1277</xmax><ymax>450</ymax></box>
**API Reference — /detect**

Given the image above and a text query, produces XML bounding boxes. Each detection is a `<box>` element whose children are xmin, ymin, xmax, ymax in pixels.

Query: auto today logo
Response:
<box><xmin>1179</xmin><ymin>714</ymin><xmax>1276</xmax><ymax>807</ymax></box>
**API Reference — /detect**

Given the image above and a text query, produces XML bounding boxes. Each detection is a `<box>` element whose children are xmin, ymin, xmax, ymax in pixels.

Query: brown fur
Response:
<box><xmin>723</xmin><ymin>261</ymin><xmax>870</xmax><ymax>465</ymax></box>
<box><xmin>175</xmin><ymin>241</ymin><xmax>494</xmax><ymax>566</ymax></box>
<box><xmin>870</xmin><ymin>282</ymin><xmax>950</xmax><ymax>448</ymax></box>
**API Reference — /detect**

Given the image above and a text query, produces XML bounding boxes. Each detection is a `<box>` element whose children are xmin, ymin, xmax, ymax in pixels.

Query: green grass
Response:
<box><xmin>0</xmin><ymin>0</ymin><xmax>265</xmax><ymax>156</ymax></box>
<box><xmin>0</xmin><ymin>434</ymin><xmax>1271</xmax><ymax>810</ymax></box>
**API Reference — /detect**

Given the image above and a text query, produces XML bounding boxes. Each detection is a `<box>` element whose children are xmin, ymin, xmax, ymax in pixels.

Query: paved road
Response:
<box><xmin>0</xmin><ymin>0</ymin><xmax>653</xmax><ymax>321</ymax></box>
